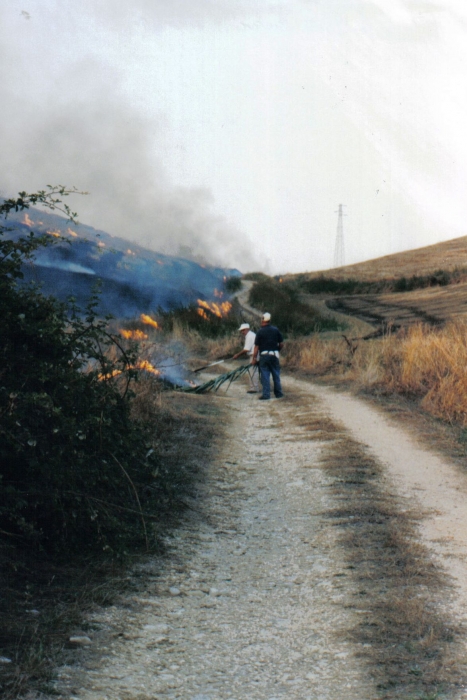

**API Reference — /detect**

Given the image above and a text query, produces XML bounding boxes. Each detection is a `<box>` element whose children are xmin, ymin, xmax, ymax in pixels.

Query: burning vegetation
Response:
<box><xmin>120</xmin><ymin>329</ymin><xmax>149</xmax><ymax>340</ymax></box>
<box><xmin>99</xmin><ymin>359</ymin><xmax>161</xmax><ymax>381</ymax></box>
<box><xmin>0</xmin><ymin>187</ymin><xmax>242</xmax><ymax>699</ymax></box>
<box><xmin>197</xmin><ymin>298</ymin><xmax>232</xmax><ymax>319</ymax></box>
<box><xmin>140</xmin><ymin>313</ymin><xmax>159</xmax><ymax>329</ymax></box>
<box><xmin>0</xmin><ymin>189</ymin><xmax>185</xmax><ymax>564</ymax></box>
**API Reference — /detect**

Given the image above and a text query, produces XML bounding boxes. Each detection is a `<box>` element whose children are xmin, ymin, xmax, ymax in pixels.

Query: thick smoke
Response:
<box><xmin>34</xmin><ymin>260</ymin><xmax>96</xmax><ymax>276</ymax></box>
<box><xmin>0</xmin><ymin>5</ymin><xmax>260</xmax><ymax>271</ymax></box>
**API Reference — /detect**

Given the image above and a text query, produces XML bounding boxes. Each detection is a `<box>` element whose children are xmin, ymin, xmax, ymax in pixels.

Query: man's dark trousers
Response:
<box><xmin>259</xmin><ymin>354</ymin><xmax>283</xmax><ymax>399</ymax></box>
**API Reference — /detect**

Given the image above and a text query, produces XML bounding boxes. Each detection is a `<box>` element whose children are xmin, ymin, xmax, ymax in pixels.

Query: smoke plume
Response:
<box><xmin>0</xmin><ymin>3</ymin><xmax>261</xmax><ymax>271</ymax></box>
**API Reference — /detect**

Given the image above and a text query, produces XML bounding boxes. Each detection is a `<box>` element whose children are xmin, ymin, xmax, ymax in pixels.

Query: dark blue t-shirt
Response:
<box><xmin>254</xmin><ymin>325</ymin><xmax>284</xmax><ymax>352</ymax></box>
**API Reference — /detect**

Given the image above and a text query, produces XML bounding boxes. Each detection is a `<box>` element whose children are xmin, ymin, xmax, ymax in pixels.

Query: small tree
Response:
<box><xmin>224</xmin><ymin>275</ymin><xmax>242</xmax><ymax>293</ymax></box>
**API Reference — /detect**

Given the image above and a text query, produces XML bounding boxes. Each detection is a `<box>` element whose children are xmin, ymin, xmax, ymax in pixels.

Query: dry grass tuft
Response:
<box><xmin>287</xmin><ymin>320</ymin><xmax>467</xmax><ymax>427</ymax></box>
<box><xmin>283</xmin><ymin>336</ymin><xmax>352</xmax><ymax>375</ymax></box>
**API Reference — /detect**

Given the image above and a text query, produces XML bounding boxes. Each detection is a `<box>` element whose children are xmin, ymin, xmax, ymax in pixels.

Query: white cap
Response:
<box><xmin>262</xmin><ymin>312</ymin><xmax>271</xmax><ymax>322</ymax></box>
<box><xmin>238</xmin><ymin>323</ymin><xmax>250</xmax><ymax>331</ymax></box>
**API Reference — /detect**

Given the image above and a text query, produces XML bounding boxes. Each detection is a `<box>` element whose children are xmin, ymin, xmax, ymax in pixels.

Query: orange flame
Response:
<box><xmin>23</xmin><ymin>213</ymin><xmax>34</xmax><ymax>227</ymax></box>
<box><xmin>197</xmin><ymin>308</ymin><xmax>209</xmax><ymax>320</ymax></box>
<box><xmin>98</xmin><ymin>368</ymin><xmax>122</xmax><ymax>380</ymax></box>
<box><xmin>197</xmin><ymin>299</ymin><xmax>232</xmax><ymax>319</ymax></box>
<box><xmin>98</xmin><ymin>241</ymin><xmax>106</xmax><ymax>248</ymax></box>
<box><xmin>98</xmin><ymin>359</ymin><xmax>161</xmax><ymax>381</ymax></box>
<box><xmin>46</xmin><ymin>229</ymin><xmax>61</xmax><ymax>238</ymax></box>
<box><xmin>136</xmin><ymin>360</ymin><xmax>161</xmax><ymax>376</ymax></box>
<box><xmin>120</xmin><ymin>329</ymin><xmax>148</xmax><ymax>340</ymax></box>
<box><xmin>140</xmin><ymin>314</ymin><xmax>159</xmax><ymax>329</ymax></box>
<box><xmin>67</xmin><ymin>227</ymin><xmax>78</xmax><ymax>237</ymax></box>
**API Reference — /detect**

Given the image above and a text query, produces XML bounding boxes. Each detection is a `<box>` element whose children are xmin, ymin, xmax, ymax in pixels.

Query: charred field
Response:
<box><xmin>5</xmin><ymin>204</ymin><xmax>240</xmax><ymax>317</ymax></box>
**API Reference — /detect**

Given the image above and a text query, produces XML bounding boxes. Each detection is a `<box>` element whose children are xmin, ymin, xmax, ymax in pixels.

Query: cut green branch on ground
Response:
<box><xmin>179</xmin><ymin>364</ymin><xmax>251</xmax><ymax>394</ymax></box>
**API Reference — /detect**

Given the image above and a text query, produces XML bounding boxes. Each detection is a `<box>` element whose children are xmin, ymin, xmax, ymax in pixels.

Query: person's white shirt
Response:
<box><xmin>244</xmin><ymin>329</ymin><xmax>256</xmax><ymax>357</ymax></box>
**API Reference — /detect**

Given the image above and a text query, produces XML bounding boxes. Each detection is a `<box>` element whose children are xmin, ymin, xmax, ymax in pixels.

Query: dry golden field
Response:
<box><xmin>280</xmin><ymin>235</ymin><xmax>467</xmax><ymax>425</ymax></box>
<box><xmin>292</xmin><ymin>234</ymin><xmax>467</xmax><ymax>281</ymax></box>
<box><xmin>285</xmin><ymin>234</ymin><xmax>467</xmax><ymax>329</ymax></box>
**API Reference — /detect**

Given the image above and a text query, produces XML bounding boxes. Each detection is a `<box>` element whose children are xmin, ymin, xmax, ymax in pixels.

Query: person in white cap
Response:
<box><xmin>252</xmin><ymin>312</ymin><xmax>284</xmax><ymax>400</ymax></box>
<box><xmin>232</xmin><ymin>323</ymin><xmax>260</xmax><ymax>393</ymax></box>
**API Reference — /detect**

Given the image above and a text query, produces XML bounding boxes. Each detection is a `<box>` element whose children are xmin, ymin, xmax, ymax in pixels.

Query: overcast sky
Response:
<box><xmin>1</xmin><ymin>0</ymin><xmax>467</xmax><ymax>273</ymax></box>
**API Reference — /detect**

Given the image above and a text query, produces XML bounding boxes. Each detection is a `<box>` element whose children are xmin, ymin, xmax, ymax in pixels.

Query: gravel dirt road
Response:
<box><xmin>54</xmin><ymin>373</ymin><xmax>467</xmax><ymax>700</ymax></box>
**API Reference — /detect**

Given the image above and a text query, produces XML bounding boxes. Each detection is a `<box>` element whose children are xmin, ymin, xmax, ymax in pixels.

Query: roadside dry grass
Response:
<box><xmin>0</xmin><ymin>382</ymin><xmax>224</xmax><ymax>700</ymax></box>
<box><xmin>297</xmin><ymin>405</ymin><xmax>466</xmax><ymax>699</ymax></box>
<box><xmin>284</xmin><ymin>320</ymin><xmax>467</xmax><ymax>427</ymax></box>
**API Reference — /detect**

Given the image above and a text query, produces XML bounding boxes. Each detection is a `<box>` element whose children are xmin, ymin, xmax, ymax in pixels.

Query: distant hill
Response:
<box><xmin>283</xmin><ymin>235</ymin><xmax>467</xmax><ymax>329</ymax></box>
<box><xmin>3</xmin><ymin>207</ymin><xmax>240</xmax><ymax>317</ymax></box>
<box><xmin>289</xmin><ymin>236</ymin><xmax>467</xmax><ymax>282</ymax></box>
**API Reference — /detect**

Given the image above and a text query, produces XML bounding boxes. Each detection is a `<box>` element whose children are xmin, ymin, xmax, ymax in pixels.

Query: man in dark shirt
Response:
<box><xmin>252</xmin><ymin>312</ymin><xmax>284</xmax><ymax>400</ymax></box>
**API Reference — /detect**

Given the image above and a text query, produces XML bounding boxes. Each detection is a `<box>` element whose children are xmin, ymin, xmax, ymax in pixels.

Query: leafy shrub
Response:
<box><xmin>242</xmin><ymin>271</ymin><xmax>271</xmax><ymax>282</ymax></box>
<box><xmin>248</xmin><ymin>278</ymin><xmax>341</xmax><ymax>335</ymax></box>
<box><xmin>0</xmin><ymin>190</ymin><xmax>174</xmax><ymax>557</ymax></box>
<box><xmin>299</xmin><ymin>269</ymin><xmax>460</xmax><ymax>296</ymax></box>
<box><xmin>393</xmin><ymin>269</ymin><xmax>452</xmax><ymax>292</ymax></box>
<box><xmin>224</xmin><ymin>275</ymin><xmax>242</xmax><ymax>293</ymax></box>
<box><xmin>299</xmin><ymin>276</ymin><xmax>376</xmax><ymax>295</ymax></box>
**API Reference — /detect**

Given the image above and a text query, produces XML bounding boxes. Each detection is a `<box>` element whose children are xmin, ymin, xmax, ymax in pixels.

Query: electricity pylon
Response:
<box><xmin>333</xmin><ymin>204</ymin><xmax>346</xmax><ymax>268</ymax></box>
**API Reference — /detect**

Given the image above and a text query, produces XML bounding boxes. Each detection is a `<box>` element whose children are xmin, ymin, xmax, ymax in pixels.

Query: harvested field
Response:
<box><xmin>325</xmin><ymin>281</ymin><xmax>467</xmax><ymax>329</ymax></box>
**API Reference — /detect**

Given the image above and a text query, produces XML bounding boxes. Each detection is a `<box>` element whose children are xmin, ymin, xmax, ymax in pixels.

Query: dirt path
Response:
<box><xmin>311</xmin><ymin>383</ymin><xmax>467</xmax><ymax>605</ymax></box>
<box><xmin>231</xmin><ymin>280</ymin><xmax>262</xmax><ymax>324</ymax></box>
<box><xmin>54</xmin><ymin>375</ymin><xmax>467</xmax><ymax>700</ymax></box>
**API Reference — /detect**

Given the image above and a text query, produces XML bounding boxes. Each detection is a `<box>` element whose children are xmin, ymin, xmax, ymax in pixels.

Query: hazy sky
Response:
<box><xmin>1</xmin><ymin>0</ymin><xmax>467</xmax><ymax>273</ymax></box>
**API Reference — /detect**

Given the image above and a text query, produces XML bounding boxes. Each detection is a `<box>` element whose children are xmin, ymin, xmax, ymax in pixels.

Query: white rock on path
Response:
<box><xmin>68</xmin><ymin>636</ymin><xmax>92</xmax><ymax>646</ymax></box>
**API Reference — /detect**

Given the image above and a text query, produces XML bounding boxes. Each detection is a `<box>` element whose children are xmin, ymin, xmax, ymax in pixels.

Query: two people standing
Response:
<box><xmin>253</xmin><ymin>312</ymin><xmax>284</xmax><ymax>400</ymax></box>
<box><xmin>233</xmin><ymin>313</ymin><xmax>284</xmax><ymax>400</ymax></box>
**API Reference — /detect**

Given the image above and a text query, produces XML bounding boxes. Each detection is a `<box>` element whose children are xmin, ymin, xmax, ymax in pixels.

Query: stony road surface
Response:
<box><xmin>54</xmin><ymin>375</ymin><xmax>467</xmax><ymax>700</ymax></box>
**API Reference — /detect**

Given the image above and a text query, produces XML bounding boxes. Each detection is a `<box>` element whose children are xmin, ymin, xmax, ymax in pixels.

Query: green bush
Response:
<box><xmin>299</xmin><ymin>269</ymin><xmax>459</xmax><ymax>296</ymax></box>
<box><xmin>0</xmin><ymin>190</ymin><xmax>169</xmax><ymax>557</ymax></box>
<box><xmin>224</xmin><ymin>275</ymin><xmax>242</xmax><ymax>293</ymax></box>
<box><xmin>248</xmin><ymin>278</ymin><xmax>340</xmax><ymax>335</ymax></box>
<box><xmin>242</xmin><ymin>271</ymin><xmax>271</xmax><ymax>282</ymax></box>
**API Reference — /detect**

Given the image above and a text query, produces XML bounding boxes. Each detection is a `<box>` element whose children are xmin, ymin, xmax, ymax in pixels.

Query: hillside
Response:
<box><xmin>279</xmin><ymin>235</ymin><xmax>467</xmax><ymax>329</ymax></box>
<box><xmin>4</xmin><ymin>206</ymin><xmax>240</xmax><ymax>317</ymax></box>
<box><xmin>290</xmin><ymin>235</ymin><xmax>467</xmax><ymax>282</ymax></box>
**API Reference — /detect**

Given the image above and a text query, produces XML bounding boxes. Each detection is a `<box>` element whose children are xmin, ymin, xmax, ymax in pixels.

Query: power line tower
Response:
<box><xmin>333</xmin><ymin>204</ymin><xmax>346</xmax><ymax>268</ymax></box>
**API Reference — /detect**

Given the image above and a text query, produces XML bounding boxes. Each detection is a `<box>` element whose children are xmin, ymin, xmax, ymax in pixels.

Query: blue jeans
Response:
<box><xmin>259</xmin><ymin>355</ymin><xmax>283</xmax><ymax>399</ymax></box>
